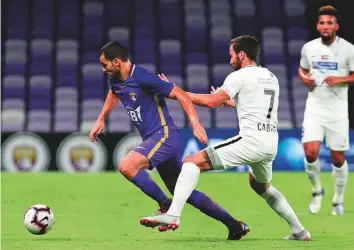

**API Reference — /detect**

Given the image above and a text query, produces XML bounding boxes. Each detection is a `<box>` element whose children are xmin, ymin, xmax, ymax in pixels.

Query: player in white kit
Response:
<box><xmin>142</xmin><ymin>35</ymin><xmax>311</xmax><ymax>240</ymax></box>
<box><xmin>298</xmin><ymin>5</ymin><xmax>354</xmax><ymax>216</ymax></box>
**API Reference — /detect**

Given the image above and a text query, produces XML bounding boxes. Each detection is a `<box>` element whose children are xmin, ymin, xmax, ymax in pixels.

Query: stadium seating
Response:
<box><xmin>2</xmin><ymin>0</ymin><xmax>310</xmax><ymax>132</ymax></box>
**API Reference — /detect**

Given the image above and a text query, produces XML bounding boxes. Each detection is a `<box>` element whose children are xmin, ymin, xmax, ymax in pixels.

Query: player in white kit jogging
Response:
<box><xmin>142</xmin><ymin>35</ymin><xmax>311</xmax><ymax>240</ymax></box>
<box><xmin>298</xmin><ymin>5</ymin><xmax>354</xmax><ymax>216</ymax></box>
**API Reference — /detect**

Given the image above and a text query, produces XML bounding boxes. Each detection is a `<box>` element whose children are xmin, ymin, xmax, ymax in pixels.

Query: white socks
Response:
<box><xmin>332</xmin><ymin>161</ymin><xmax>349</xmax><ymax>204</ymax></box>
<box><xmin>304</xmin><ymin>158</ymin><xmax>322</xmax><ymax>193</ymax></box>
<box><xmin>167</xmin><ymin>162</ymin><xmax>201</xmax><ymax>217</ymax></box>
<box><xmin>261</xmin><ymin>185</ymin><xmax>305</xmax><ymax>234</ymax></box>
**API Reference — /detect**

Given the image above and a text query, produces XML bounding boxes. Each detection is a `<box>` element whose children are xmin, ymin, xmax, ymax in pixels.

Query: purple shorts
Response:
<box><xmin>132</xmin><ymin>129</ymin><xmax>182</xmax><ymax>169</ymax></box>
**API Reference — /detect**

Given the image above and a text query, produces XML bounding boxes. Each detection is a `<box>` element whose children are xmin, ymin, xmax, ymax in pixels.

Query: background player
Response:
<box><xmin>89</xmin><ymin>42</ymin><xmax>249</xmax><ymax>240</ymax></box>
<box><xmin>298</xmin><ymin>5</ymin><xmax>354</xmax><ymax>215</ymax></box>
<box><xmin>142</xmin><ymin>35</ymin><xmax>311</xmax><ymax>241</ymax></box>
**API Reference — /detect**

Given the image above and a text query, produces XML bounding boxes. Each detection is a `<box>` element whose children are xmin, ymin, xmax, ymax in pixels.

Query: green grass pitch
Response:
<box><xmin>1</xmin><ymin>172</ymin><xmax>354</xmax><ymax>250</ymax></box>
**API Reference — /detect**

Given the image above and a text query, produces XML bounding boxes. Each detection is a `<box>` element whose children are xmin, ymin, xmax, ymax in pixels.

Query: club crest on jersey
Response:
<box><xmin>129</xmin><ymin>92</ymin><xmax>137</xmax><ymax>102</ymax></box>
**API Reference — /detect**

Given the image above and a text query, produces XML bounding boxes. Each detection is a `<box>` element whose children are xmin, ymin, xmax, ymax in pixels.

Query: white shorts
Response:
<box><xmin>302</xmin><ymin>117</ymin><xmax>350</xmax><ymax>151</ymax></box>
<box><xmin>205</xmin><ymin>134</ymin><xmax>277</xmax><ymax>183</ymax></box>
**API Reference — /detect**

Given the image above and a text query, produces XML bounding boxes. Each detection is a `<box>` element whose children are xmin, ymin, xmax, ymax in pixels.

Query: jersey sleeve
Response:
<box><xmin>219</xmin><ymin>72</ymin><xmax>243</xmax><ymax>99</ymax></box>
<box><xmin>300</xmin><ymin>45</ymin><xmax>310</xmax><ymax>70</ymax></box>
<box><xmin>348</xmin><ymin>44</ymin><xmax>354</xmax><ymax>72</ymax></box>
<box><xmin>137</xmin><ymin>69</ymin><xmax>175</xmax><ymax>97</ymax></box>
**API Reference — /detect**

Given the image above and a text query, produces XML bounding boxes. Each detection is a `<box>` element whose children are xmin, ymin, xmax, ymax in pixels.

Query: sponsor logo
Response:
<box><xmin>312</xmin><ymin>61</ymin><xmax>338</xmax><ymax>70</ymax></box>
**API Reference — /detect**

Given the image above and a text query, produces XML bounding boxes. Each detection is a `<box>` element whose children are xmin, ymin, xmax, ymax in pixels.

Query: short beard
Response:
<box><xmin>321</xmin><ymin>34</ymin><xmax>334</xmax><ymax>44</ymax></box>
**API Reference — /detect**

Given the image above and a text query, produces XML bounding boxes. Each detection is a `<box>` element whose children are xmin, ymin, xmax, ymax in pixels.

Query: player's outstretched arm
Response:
<box><xmin>89</xmin><ymin>90</ymin><xmax>120</xmax><ymax>141</ymax></box>
<box><xmin>298</xmin><ymin>67</ymin><xmax>315</xmax><ymax>89</ymax></box>
<box><xmin>210</xmin><ymin>86</ymin><xmax>236</xmax><ymax>108</ymax></box>
<box><xmin>168</xmin><ymin>86</ymin><xmax>208</xmax><ymax>144</ymax></box>
<box><xmin>159</xmin><ymin>73</ymin><xmax>234</xmax><ymax>108</ymax></box>
<box><xmin>324</xmin><ymin>72</ymin><xmax>354</xmax><ymax>87</ymax></box>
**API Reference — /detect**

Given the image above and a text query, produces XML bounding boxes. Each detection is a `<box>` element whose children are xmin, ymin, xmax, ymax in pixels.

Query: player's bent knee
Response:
<box><xmin>183</xmin><ymin>155</ymin><xmax>197</xmax><ymax>164</ymax></box>
<box><xmin>118</xmin><ymin>164</ymin><xmax>135</xmax><ymax>179</ymax></box>
<box><xmin>183</xmin><ymin>151</ymin><xmax>212</xmax><ymax>172</ymax></box>
<box><xmin>304</xmin><ymin>149</ymin><xmax>319</xmax><ymax>163</ymax></box>
<box><xmin>118</xmin><ymin>164</ymin><xmax>128</xmax><ymax>175</ymax></box>
<box><xmin>304</xmin><ymin>143</ymin><xmax>320</xmax><ymax>163</ymax></box>
<box><xmin>331</xmin><ymin>152</ymin><xmax>345</xmax><ymax>167</ymax></box>
<box><xmin>249</xmin><ymin>175</ymin><xmax>269</xmax><ymax>195</ymax></box>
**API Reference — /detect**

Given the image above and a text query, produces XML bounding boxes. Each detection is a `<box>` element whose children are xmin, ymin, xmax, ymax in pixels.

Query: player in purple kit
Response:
<box><xmin>89</xmin><ymin>42</ymin><xmax>249</xmax><ymax>240</ymax></box>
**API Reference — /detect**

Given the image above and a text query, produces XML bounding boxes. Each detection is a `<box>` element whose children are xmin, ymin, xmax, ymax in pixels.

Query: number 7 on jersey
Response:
<box><xmin>264</xmin><ymin>89</ymin><xmax>275</xmax><ymax>120</ymax></box>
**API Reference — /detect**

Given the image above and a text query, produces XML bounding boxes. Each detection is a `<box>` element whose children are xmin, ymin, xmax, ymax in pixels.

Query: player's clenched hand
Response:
<box><xmin>298</xmin><ymin>68</ymin><xmax>315</xmax><ymax>88</ymax></box>
<box><xmin>324</xmin><ymin>76</ymin><xmax>342</xmax><ymax>87</ymax></box>
<box><xmin>89</xmin><ymin>118</ymin><xmax>104</xmax><ymax>142</ymax></box>
<box><xmin>158</xmin><ymin>73</ymin><xmax>170</xmax><ymax>82</ymax></box>
<box><xmin>192</xmin><ymin>123</ymin><xmax>208</xmax><ymax>145</ymax></box>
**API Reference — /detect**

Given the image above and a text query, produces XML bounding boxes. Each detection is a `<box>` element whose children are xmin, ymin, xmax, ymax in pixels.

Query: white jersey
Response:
<box><xmin>220</xmin><ymin>65</ymin><xmax>279</xmax><ymax>135</ymax></box>
<box><xmin>300</xmin><ymin>36</ymin><xmax>354</xmax><ymax>121</ymax></box>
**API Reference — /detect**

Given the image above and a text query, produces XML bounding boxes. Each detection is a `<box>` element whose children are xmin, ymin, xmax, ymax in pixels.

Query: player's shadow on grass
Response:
<box><xmin>153</xmin><ymin>236</ymin><xmax>277</xmax><ymax>243</ymax></box>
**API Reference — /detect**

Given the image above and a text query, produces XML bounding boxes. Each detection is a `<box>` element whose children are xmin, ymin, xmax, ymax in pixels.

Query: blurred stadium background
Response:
<box><xmin>2</xmin><ymin>1</ymin><xmax>354</xmax><ymax>249</ymax></box>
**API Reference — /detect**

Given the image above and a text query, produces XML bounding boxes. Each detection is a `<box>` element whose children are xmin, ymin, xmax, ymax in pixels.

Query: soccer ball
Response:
<box><xmin>24</xmin><ymin>204</ymin><xmax>55</xmax><ymax>235</ymax></box>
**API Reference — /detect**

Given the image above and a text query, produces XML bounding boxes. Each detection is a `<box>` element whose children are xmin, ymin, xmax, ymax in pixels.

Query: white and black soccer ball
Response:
<box><xmin>24</xmin><ymin>204</ymin><xmax>55</xmax><ymax>235</ymax></box>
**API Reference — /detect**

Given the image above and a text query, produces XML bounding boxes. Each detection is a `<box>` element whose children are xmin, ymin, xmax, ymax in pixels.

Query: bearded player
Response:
<box><xmin>298</xmin><ymin>5</ymin><xmax>354</xmax><ymax>215</ymax></box>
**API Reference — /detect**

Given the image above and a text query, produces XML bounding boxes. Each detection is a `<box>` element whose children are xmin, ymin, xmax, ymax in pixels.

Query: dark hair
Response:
<box><xmin>230</xmin><ymin>35</ymin><xmax>260</xmax><ymax>61</ymax></box>
<box><xmin>100</xmin><ymin>42</ymin><xmax>129</xmax><ymax>61</ymax></box>
<box><xmin>318</xmin><ymin>5</ymin><xmax>338</xmax><ymax>19</ymax></box>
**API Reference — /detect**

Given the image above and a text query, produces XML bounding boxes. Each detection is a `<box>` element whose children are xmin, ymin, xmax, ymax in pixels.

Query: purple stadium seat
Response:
<box><xmin>56</xmin><ymin>51</ymin><xmax>78</xmax><ymax>87</ymax></box>
<box><xmin>160</xmin><ymin>0</ymin><xmax>181</xmax><ymax>39</ymax></box>
<box><xmin>5</xmin><ymin>0</ymin><xmax>29</xmax><ymax>39</ymax></box>
<box><xmin>139</xmin><ymin>63</ymin><xmax>156</xmax><ymax>73</ymax></box>
<box><xmin>54</xmin><ymin>121</ymin><xmax>78</xmax><ymax>132</ymax></box>
<box><xmin>56</xmin><ymin>75</ymin><xmax>78</xmax><ymax>87</ymax></box>
<box><xmin>82</xmin><ymin>64</ymin><xmax>105</xmax><ymax>99</ymax></box>
<box><xmin>260</xmin><ymin>0</ymin><xmax>281</xmax><ymax>26</ymax></box>
<box><xmin>28</xmin><ymin>99</ymin><xmax>51</xmax><ymax>111</ymax></box>
<box><xmin>134</xmin><ymin>41</ymin><xmax>156</xmax><ymax>63</ymax></box>
<box><xmin>57</xmin><ymin>39</ymin><xmax>78</xmax><ymax>52</ymax></box>
<box><xmin>4</xmin><ymin>52</ymin><xmax>27</xmax><ymax>76</ymax></box>
<box><xmin>83</xmin><ymin>51</ymin><xmax>99</xmax><ymax>63</ymax></box>
<box><xmin>1</xmin><ymin>109</ymin><xmax>25</xmax><ymax>131</ymax></box>
<box><xmin>194</xmin><ymin>106</ymin><xmax>211</xmax><ymax>128</ymax></box>
<box><xmin>5</xmin><ymin>39</ymin><xmax>27</xmax><ymax>54</ymax></box>
<box><xmin>58</xmin><ymin>1</ymin><xmax>79</xmax><ymax>38</ymax></box>
<box><xmin>108</xmin><ymin>27</ymin><xmax>130</xmax><ymax>48</ymax></box>
<box><xmin>211</xmin><ymin>40</ymin><xmax>230</xmax><ymax>64</ymax></box>
<box><xmin>106</xmin><ymin>0</ymin><xmax>131</xmax><ymax>27</ymax></box>
<box><xmin>30</xmin><ymin>39</ymin><xmax>53</xmax><ymax>75</ymax></box>
<box><xmin>264</xmin><ymin>53</ymin><xmax>285</xmax><ymax>65</ymax></box>
<box><xmin>83</xmin><ymin>2</ymin><xmax>104</xmax><ymax>26</ymax></box>
<box><xmin>32</xmin><ymin>0</ymin><xmax>53</xmax><ymax>39</ymax></box>
<box><xmin>212</xmin><ymin>64</ymin><xmax>232</xmax><ymax>88</ymax></box>
<box><xmin>185</xmin><ymin>18</ymin><xmax>207</xmax><ymax>52</ymax></box>
<box><xmin>288</xmin><ymin>27</ymin><xmax>309</xmax><ymax>41</ymax></box>
<box><xmin>186</xmin><ymin>52</ymin><xmax>208</xmax><ymax>64</ymax></box>
<box><xmin>284</xmin><ymin>0</ymin><xmax>306</xmax><ymax>27</ymax></box>
<box><xmin>2</xmin><ymin>87</ymin><xmax>26</xmax><ymax>101</ymax></box>
<box><xmin>83</xmin><ymin>26</ymin><xmax>103</xmax><ymax>51</ymax></box>
<box><xmin>2</xmin><ymin>99</ymin><xmax>25</xmax><ymax>110</ymax></box>
<box><xmin>187</xmin><ymin>76</ymin><xmax>209</xmax><ymax>93</ymax></box>
<box><xmin>27</xmin><ymin>110</ymin><xmax>51</xmax><ymax>132</ymax></box>
<box><xmin>160</xmin><ymin>40</ymin><xmax>182</xmax><ymax>75</ymax></box>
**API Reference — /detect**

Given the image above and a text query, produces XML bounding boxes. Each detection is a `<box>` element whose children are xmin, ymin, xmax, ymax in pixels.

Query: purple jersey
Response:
<box><xmin>109</xmin><ymin>64</ymin><xmax>179</xmax><ymax>140</ymax></box>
